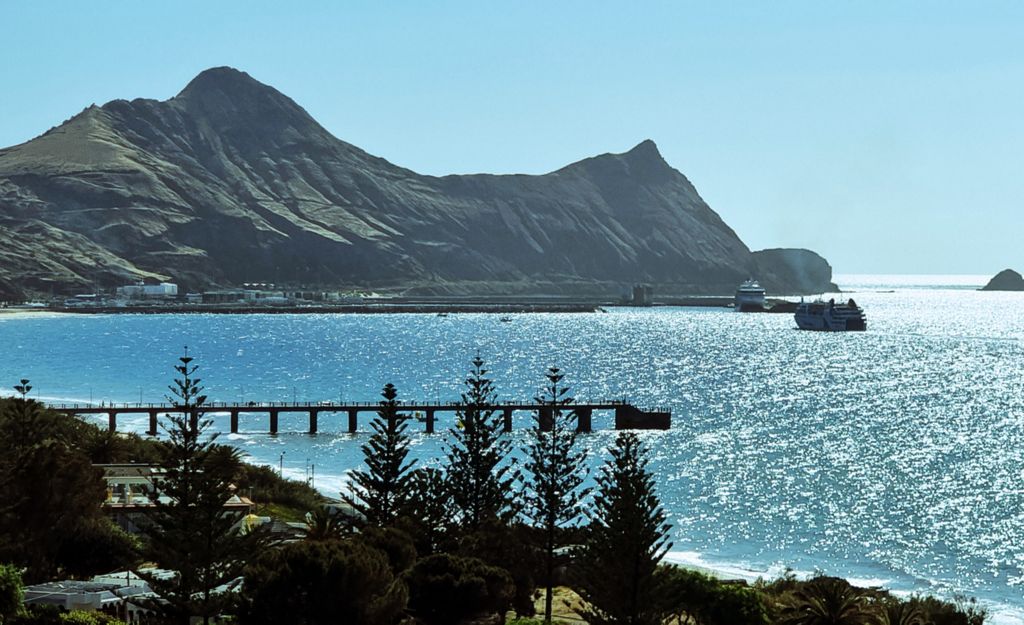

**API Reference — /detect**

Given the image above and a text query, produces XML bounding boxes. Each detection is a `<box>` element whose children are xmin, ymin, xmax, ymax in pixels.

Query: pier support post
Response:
<box><xmin>539</xmin><ymin>406</ymin><xmax>554</xmax><ymax>432</ymax></box>
<box><xmin>425</xmin><ymin>408</ymin><xmax>435</xmax><ymax>434</ymax></box>
<box><xmin>230</xmin><ymin>410</ymin><xmax>239</xmax><ymax>434</ymax></box>
<box><xmin>147</xmin><ymin>411</ymin><xmax>158</xmax><ymax>436</ymax></box>
<box><xmin>309</xmin><ymin>410</ymin><xmax>318</xmax><ymax>434</ymax></box>
<box><xmin>575</xmin><ymin>407</ymin><xmax>592</xmax><ymax>433</ymax></box>
<box><xmin>348</xmin><ymin>409</ymin><xmax>358</xmax><ymax>433</ymax></box>
<box><xmin>503</xmin><ymin>408</ymin><xmax>513</xmax><ymax>433</ymax></box>
<box><xmin>614</xmin><ymin>405</ymin><xmax>627</xmax><ymax>430</ymax></box>
<box><xmin>107</xmin><ymin>411</ymin><xmax>117</xmax><ymax>432</ymax></box>
<box><xmin>269</xmin><ymin>410</ymin><xmax>279</xmax><ymax>435</ymax></box>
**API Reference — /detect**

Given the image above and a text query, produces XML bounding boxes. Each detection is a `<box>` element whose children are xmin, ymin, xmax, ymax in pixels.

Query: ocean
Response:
<box><xmin>2</xmin><ymin>274</ymin><xmax>1022</xmax><ymax>623</ymax></box>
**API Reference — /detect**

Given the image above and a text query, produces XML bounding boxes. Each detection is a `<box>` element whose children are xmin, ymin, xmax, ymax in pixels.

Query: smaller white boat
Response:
<box><xmin>735</xmin><ymin>280</ymin><xmax>766</xmax><ymax>312</ymax></box>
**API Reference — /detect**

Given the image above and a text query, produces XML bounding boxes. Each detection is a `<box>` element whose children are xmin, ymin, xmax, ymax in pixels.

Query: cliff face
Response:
<box><xmin>0</xmin><ymin>67</ymin><xmax>833</xmax><ymax>296</ymax></box>
<box><xmin>753</xmin><ymin>248</ymin><xmax>839</xmax><ymax>294</ymax></box>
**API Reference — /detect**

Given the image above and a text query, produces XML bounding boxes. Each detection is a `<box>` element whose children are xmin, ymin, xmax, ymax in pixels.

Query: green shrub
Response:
<box><xmin>59</xmin><ymin>612</ymin><xmax>127</xmax><ymax>625</ymax></box>
<box><xmin>239</xmin><ymin>539</ymin><xmax>406</xmax><ymax>625</ymax></box>
<box><xmin>360</xmin><ymin>526</ymin><xmax>417</xmax><ymax>573</ymax></box>
<box><xmin>906</xmin><ymin>594</ymin><xmax>988</xmax><ymax>625</ymax></box>
<box><xmin>0</xmin><ymin>563</ymin><xmax>23</xmax><ymax>623</ymax></box>
<box><xmin>234</xmin><ymin>463</ymin><xmax>322</xmax><ymax>511</ymax></box>
<box><xmin>405</xmin><ymin>554</ymin><xmax>514</xmax><ymax>625</ymax></box>
<box><xmin>658</xmin><ymin>566</ymin><xmax>769</xmax><ymax>625</ymax></box>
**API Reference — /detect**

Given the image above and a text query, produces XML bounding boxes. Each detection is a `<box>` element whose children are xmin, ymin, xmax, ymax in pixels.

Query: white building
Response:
<box><xmin>142</xmin><ymin>283</ymin><xmax>178</xmax><ymax>298</ymax></box>
<box><xmin>23</xmin><ymin>574</ymin><xmax>154</xmax><ymax>623</ymax></box>
<box><xmin>116</xmin><ymin>282</ymin><xmax>178</xmax><ymax>300</ymax></box>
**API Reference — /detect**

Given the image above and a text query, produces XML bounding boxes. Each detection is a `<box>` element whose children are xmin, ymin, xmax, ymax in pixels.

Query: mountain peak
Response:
<box><xmin>627</xmin><ymin>138</ymin><xmax>660</xmax><ymax>156</ymax></box>
<box><xmin>172</xmin><ymin>66</ymin><xmax>319</xmax><ymax>135</ymax></box>
<box><xmin>622</xmin><ymin>139</ymin><xmax>668</xmax><ymax>166</ymax></box>
<box><xmin>177</xmin><ymin>66</ymin><xmax>265</xmax><ymax>98</ymax></box>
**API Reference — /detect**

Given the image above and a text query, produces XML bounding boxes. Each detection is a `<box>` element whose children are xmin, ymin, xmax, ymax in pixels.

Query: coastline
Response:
<box><xmin>662</xmin><ymin>551</ymin><xmax>1024</xmax><ymax>625</ymax></box>
<box><xmin>37</xmin><ymin>395</ymin><xmax>1024</xmax><ymax>625</ymax></box>
<box><xmin>6</xmin><ymin>282</ymin><xmax>1024</xmax><ymax>623</ymax></box>
<box><xmin>61</xmin><ymin>302</ymin><xmax>603</xmax><ymax>314</ymax></box>
<box><xmin>3</xmin><ymin>298</ymin><xmax>800</xmax><ymax>315</ymax></box>
<box><xmin>0</xmin><ymin>309</ymin><xmax>70</xmax><ymax>320</ymax></box>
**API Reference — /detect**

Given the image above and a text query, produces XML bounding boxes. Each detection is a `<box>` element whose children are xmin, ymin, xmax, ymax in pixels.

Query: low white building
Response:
<box><xmin>23</xmin><ymin>573</ymin><xmax>154</xmax><ymax>623</ymax></box>
<box><xmin>143</xmin><ymin>283</ymin><xmax>178</xmax><ymax>298</ymax></box>
<box><xmin>24</xmin><ymin>569</ymin><xmax>237</xmax><ymax>624</ymax></box>
<box><xmin>116</xmin><ymin>282</ymin><xmax>178</xmax><ymax>300</ymax></box>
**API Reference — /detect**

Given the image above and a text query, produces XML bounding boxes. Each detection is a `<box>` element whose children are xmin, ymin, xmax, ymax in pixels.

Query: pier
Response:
<box><xmin>47</xmin><ymin>400</ymin><xmax>671</xmax><ymax>435</ymax></box>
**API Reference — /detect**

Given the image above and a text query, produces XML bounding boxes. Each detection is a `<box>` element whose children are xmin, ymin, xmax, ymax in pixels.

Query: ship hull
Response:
<box><xmin>794</xmin><ymin>301</ymin><xmax>867</xmax><ymax>331</ymax></box>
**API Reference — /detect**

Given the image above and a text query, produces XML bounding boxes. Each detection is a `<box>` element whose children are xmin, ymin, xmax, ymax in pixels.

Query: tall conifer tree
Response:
<box><xmin>133</xmin><ymin>351</ymin><xmax>264</xmax><ymax>625</ymax></box>
<box><xmin>443</xmin><ymin>356</ymin><xmax>518</xmax><ymax>529</ymax></box>
<box><xmin>522</xmin><ymin>367</ymin><xmax>590</xmax><ymax>624</ymax></box>
<box><xmin>576</xmin><ymin>432</ymin><xmax>672</xmax><ymax>625</ymax></box>
<box><xmin>0</xmin><ymin>385</ymin><xmax>107</xmax><ymax>582</ymax></box>
<box><xmin>343</xmin><ymin>383</ymin><xmax>415</xmax><ymax>527</ymax></box>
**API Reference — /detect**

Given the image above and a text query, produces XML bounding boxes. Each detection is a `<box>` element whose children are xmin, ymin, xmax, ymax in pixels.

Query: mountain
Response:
<box><xmin>0</xmin><ymin>67</ymin><xmax>834</xmax><ymax>299</ymax></box>
<box><xmin>980</xmin><ymin>269</ymin><xmax>1024</xmax><ymax>291</ymax></box>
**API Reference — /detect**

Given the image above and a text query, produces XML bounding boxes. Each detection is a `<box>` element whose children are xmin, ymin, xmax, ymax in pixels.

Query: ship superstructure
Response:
<box><xmin>794</xmin><ymin>298</ymin><xmax>866</xmax><ymax>331</ymax></box>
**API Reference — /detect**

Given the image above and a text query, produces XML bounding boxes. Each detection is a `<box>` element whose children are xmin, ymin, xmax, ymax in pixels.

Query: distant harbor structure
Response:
<box><xmin>632</xmin><ymin>284</ymin><xmax>654</xmax><ymax>306</ymax></box>
<box><xmin>50</xmin><ymin>399</ymin><xmax>671</xmax><ymax>435</ymax></box>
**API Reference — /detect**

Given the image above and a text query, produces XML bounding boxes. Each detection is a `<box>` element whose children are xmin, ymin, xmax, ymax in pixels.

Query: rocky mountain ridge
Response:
<box><xmin>0</xmin><ymin>67</ymin><xmax>836</xmax><ymax>300</ymax></box>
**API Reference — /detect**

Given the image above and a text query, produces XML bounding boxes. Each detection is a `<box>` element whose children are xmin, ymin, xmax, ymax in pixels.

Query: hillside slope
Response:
<box><xmin>0</xmin><ymin>67</ymin><xmax>832</xmax><ymax>297</ymax></box>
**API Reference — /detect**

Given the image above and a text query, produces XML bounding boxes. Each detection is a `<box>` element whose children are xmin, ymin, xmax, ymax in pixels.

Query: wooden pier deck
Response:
<box><xmin>48</xmin><ymin>400</ymin><xmax>671</xmax><ymax>435</ymax></box>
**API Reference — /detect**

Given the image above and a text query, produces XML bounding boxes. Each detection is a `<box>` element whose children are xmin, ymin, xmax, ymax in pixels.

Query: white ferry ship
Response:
<box><xmin>734</xmin><ymin>280</ymin><xmax>766</xmax><ymax>312</ymax></box>
<box><xmin>794</xmin><ymin>298</ymin><xmax>866</xmax><ymax>331</ymax></box>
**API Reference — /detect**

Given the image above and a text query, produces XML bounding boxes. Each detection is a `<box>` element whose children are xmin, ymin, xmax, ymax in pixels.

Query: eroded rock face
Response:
<box><xmin>0</xmin><ymin>67</ymin><xmax>834</xmax><ymax>296</ymax></box>
<box><xmin>980</xmin><ymin>269</ymin><xmax>1024</xmax><ymax>291</ymax></box>
<box><xmin>753</xmin><ymin>248</ymin><xmax>839</xmax><ymax>295</ymax></box>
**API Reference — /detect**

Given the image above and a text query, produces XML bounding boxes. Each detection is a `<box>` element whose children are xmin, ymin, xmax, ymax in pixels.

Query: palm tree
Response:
<box><xmin>301</xmin><ymin>507</ymin><xmax>348</xmax><ymax>541</ymax></box>
<box><xmin>778</xmin><ymin>576</ymin><xmax>879</xmax><ymax>625</ymax></box>
<box><xmin>879</xmin><ymin>601</ymin><xmax>924</xmax><ymax>625</ymax></box>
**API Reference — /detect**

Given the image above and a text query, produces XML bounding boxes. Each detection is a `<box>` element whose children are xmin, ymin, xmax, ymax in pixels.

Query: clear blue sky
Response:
<box><xmin>3</xmin><ymin>1</ymin><xmax>1022</xmax><ymax>274</ymax></box>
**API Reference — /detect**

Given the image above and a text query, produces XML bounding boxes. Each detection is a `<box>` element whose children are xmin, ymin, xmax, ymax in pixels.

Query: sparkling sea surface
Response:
<box><xmin>2</xmin><ymin>274</ymin><xmax>1023</xmax><ymax>622</ymax></box>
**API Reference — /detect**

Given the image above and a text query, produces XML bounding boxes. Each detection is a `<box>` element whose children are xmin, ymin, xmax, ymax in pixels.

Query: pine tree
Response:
<box><xmin>133</xmin><ymin>351</ymin><xmax>265</xmax><ymax>625</ymax></box>
<box><xmin>443</xmin><ymin>355</ymin><xmax>519</xmax><ymax>530</ymax></box>
<box><xmin>343</xmin><ymin>383</ymin><xmax>416</xmax><ymax>527</ymax></box>
<box><xmin>0</xmin><ymin>387</ymin><xmax>107</xmax><ymax>582</ymax></box>
<box><xmin>396</xmin><ymin>467</ymin><xmax>452</xmax><ymax>556</ymax></box>
<box><xmin>521</xmin><ymin>367</ymin><xmax>590</xmax><ymax>624</ymax></box>
<box><xmin>576</xmin><ymin>432</ymin><xmax>672</xmax><ymax>625</ymax></box>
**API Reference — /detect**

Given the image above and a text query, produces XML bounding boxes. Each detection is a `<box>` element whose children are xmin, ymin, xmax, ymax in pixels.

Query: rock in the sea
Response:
<box><xmin>980</xmin><ymin>269</ymin><xmax>1024</xmax><ymax>291</ymax></box>
<box><xmin>752</xmin><ymin>248</ymin><xmax>839</xmax><ymax>295</ymax></box>
<box><xmin>0</xmin><ymin>66</ymin><xmax>837</xmax><ymax>297</ymax></box>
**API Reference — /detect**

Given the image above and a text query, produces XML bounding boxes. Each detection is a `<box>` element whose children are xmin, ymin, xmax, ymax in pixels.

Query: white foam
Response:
<box><xmin>989</xmin><ymin>609</ymin><xmax>1024</xmax><ymax>625</ymax></box>
<box><xmin>663</xmin><ymin>551</ymin><xmax>810</xmax><ymax>583</ymax></box>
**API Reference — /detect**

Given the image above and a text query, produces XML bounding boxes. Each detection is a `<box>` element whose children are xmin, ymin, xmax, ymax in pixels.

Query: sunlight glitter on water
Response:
<box><xmin>2</xmin><ymin>277</ymin><xmax>1024</xmax><ymax>619</ymax></box>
